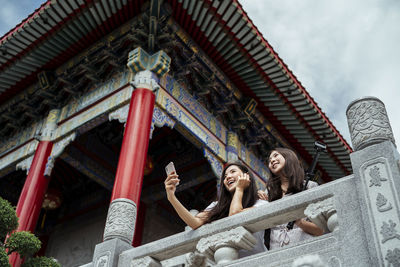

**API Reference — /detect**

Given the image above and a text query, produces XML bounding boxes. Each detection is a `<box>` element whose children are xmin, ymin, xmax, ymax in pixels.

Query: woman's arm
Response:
<box><xmin>165</xmin><ymin>173</ymin><xmax>207</xmax><ymax>229</ymax></box>
<box><xmin>295</xmin><ymin>219</ymin><xmax>324</xmax><ymax>236</ymax></box>
<box><xmin>229</xmin><ymin>173</ymin><xmax>251</xmax><ymax>216</ymax></box>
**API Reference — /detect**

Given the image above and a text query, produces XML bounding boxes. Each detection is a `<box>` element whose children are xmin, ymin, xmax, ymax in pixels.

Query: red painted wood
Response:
<box><xmin>132</xmin><ymin>201</ymin><xmax>146</xmax><ymax>247</ymax></box>
<box><xmin>9</xmin><ymin>140</ymin><xmax>53</xmax><ymax>267</ymax></box>
<box><xmin>111</xmin><ymin>88</ymin><xmax>155</xmax><ymax>204</ymax></box>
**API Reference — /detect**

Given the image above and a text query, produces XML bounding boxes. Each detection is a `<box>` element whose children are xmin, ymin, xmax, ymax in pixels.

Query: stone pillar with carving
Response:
<box><xmin>346</xmin><ymin>96</ymin><xmax>400</xmax><ymax>266</ymax></box>
<box><xmin>9</xmin><ymin>109</ymin><xmax>59</xmax><ymax>267</ymax></box>
<box><xmin>91</xmin><ymin>47</ymin><xmax>170</xmax><ymax>267</ymax></box>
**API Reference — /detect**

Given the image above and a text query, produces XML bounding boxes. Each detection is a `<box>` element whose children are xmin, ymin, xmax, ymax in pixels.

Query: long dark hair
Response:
<box><xmin>205</xmin><ymin>161</ymin><xmax>258</xmax><ymax>223</ymax></box>
<box><xmin>266</xmin><ymin>148</ymin><xmax>304</xmax><ymax>201</ymax></box>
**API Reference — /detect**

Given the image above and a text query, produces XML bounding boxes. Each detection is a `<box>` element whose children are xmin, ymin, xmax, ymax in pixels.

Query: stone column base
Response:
<box><xmin>82</xmin><ymin>238</ymin><xmax>132</xmax><ymax>267</ymax></box>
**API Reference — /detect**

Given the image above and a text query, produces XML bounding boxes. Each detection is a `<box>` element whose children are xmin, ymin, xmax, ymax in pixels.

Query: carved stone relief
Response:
<box><xmin>359</xmin><ymin>158</ymin><xmax>400</xmax><ymax>266</ymax></box>
<box><xmin>95</xmin><ymin>253</ymin><xmax>110</xmax><ymax>267</ymax></box>
<box><xmin>377</xmin><ymin>193</ymin><xmax>393</xmax><ymax>212</ymax></box>
<box><xmin>196</xmin><ymin>226</ymin><xmax>256</xmax><ymax>264</ymax></box>
<box><xmin>304</xmin><ymin>197</ymin><xmax>338</xmax><ymax>233</ymax></box>
<box><xmin>381</xmin><ymin>220</ymin><xmax>400</xmax><ymax>244</ymax></box>
<box><xmin>292</xmin><ymin>254</ymin><xmax>327</xmax><ymax>267</ymax></box>
<box><xmin>185</xmin><ymin>252</ymin><xmax>206</xmax><ymax>267</ymax></box>
<box><xmin>346</xmin><ymin>96</ymin><xmax>395</xmax><ymax>151</ymax></box>
<box><xmin>385</xmin><ymin>248</ymin><xmax>400</xmax><ymax>266</ymax></box>
<box><xmin>103</xmin><ymin>198</ymin><xmax>137</xmax><ymax>244</ymax></box>
<box><xmin>130</xmin><ymin>256</ymin><xmax>161</xmax><ymax>267</ymax></box>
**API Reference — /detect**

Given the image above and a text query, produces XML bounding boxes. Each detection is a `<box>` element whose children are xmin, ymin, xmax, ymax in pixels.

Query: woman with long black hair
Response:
<box><xmin>259</xmin><ymin>148</ymin><xmax>323</xmax><ymax>249</ymax></box>
<box><xmin>164</xmin><ymin>160</ymin><xmax>268</xmax><ymax>257</ymax></box>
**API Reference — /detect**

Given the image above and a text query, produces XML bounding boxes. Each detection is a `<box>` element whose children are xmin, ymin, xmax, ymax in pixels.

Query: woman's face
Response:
<box><xmin>223</xmin><ymin>165</ymin><xmax>245</xmax><ymax>193</ymax></box>
<box><xmin>268</xmin><ymin>150</ymin><xmax>286</xmax><ymax>175</ymax></box>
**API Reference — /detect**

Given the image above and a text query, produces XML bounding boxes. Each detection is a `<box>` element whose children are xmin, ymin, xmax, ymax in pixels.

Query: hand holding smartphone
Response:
<box><xmin>165</xmin><ymin>162</ymin><xmax>176</xmax><ymax>175</ymax></box>
<box><xmin>165</xmin><ymin>162</ymin><xmax>179</xmax><ymax>185</ymax></box>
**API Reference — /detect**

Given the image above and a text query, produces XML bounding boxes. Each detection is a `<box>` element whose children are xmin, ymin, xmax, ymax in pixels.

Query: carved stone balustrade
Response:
<box><xmin>304</xmin><ymin>197</ymin><xmax>338</xmax><ymax>233</ymax></box>
<box><xmin>117</xmin><ymin>176</ymin><xmax>369</xmax><ymax>266</ymax></box>
<box><xmin>196</xmin><ymin>226</ymin><xmax>256</xmax><ymax>264</ymax></box>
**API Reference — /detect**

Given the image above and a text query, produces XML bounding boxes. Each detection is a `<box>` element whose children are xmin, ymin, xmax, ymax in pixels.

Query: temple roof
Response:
<box><xmin>0</xmin><ymin>0</ymin><xmax>352</xmax><ymax>180</ymax></box>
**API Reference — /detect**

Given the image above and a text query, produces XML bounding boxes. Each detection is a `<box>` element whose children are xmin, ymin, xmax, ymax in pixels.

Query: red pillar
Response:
<box><xmin>9</xmin><ymin>140</ymin><xmax>53</xmax><ymax>267</ymax></box>
<box><xmin>104</xmin><ymin>88</ymin><xmax>155</xmax><ymax>244</ymax></box>
<box><xmin>111</xmin><ymin>88</ymin><xmax>155</xmax><ymax>203</ymax></box>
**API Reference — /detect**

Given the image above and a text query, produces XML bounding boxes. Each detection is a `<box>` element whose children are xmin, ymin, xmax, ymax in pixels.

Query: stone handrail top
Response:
<box><xmin>119</xmin><ymin>175</ymin><xmax>353</xmax><ymax>263</ymax></box>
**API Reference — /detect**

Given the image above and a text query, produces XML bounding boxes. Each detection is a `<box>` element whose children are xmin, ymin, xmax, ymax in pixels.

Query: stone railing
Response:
<box><xmin>81</xmin><ymin>97</ymin><xmax>400</xmax><ymax>267</ymax></box>
<box><xmin>118</xmin><ymin>175</ymin><xmax>361</xmax><ymax>267</ymax></box>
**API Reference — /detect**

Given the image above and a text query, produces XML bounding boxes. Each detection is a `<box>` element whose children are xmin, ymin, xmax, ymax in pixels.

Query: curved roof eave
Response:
<box><xmin>0</xmin><ymin>0</ymin><xmax>353</xmax><ymax>180</ymax></box>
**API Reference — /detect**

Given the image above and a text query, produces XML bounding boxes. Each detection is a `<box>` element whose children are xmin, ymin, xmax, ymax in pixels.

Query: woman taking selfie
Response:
<box><xmin>259</xmin><ymin>148</ymin><xmax>323</xmax><ymax>249</ymax></box>
<box><xmin>164</xmin><ymin>161</ymin><xmax>268</xmax><ymax>257</ymax></box>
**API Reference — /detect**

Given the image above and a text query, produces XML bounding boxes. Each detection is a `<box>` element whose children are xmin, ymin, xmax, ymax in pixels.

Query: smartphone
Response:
<box><xmin>165</xmin><ymin>162</ymin><xmax>176</xmax><ymax>175</ymax></box>
<box><xmin>165</xmin><ymin>162</ymin><xmax>178</xmax><ymax>185</ymax></box>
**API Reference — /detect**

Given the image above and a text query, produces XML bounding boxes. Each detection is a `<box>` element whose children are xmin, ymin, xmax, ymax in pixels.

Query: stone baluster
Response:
<box><xmin>304</xmin><ymin>197</ymin><xmax>338</xmax><ymax>233</ymax></box>
<box><xmin>196</xmin><ymin>226</ymin><xmax>256</xmax><ymax>265</ymax></box>
<box><xmin>185</xmin><ymin>252</ymin><xmax>207</xmax><ymax>267</ymax></box>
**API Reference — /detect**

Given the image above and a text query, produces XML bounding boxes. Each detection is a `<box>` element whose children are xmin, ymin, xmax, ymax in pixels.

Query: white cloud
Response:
<box><xmin>0</xmin><ymin>0</ymin><xmax>44</xmax><ymax>37</ymax></box>
<box><xmin>240</xmin><ymin>0</ymin><xmax>400</xmax><ymax>147</ymax></box>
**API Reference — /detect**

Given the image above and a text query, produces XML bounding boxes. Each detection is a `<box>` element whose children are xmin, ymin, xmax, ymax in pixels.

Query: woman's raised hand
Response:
<box><xmin>236</xmin><ymin>173</ymin><xmax>251</xmax><ymax>191</ymax></box>
<box><xmin>257</xmin><ymin>190</ymin><xmax>268</xmax><ymax>201</ymax></box>
<box><xmin>164</xmin><ymin>173</ymin><xmax>180</xmax><ymax>199</ymax></box>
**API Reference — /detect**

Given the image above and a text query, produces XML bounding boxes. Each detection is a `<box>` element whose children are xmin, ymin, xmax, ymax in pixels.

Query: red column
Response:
<box><xmin>111</xmin><ymin>88</ymin><xmax>155</xmax><ymax>204</ymax></box>
<box><xmin>9</xmin><ymin>140</ymin><xmax>53</xmax><ymax>267</ymax></box>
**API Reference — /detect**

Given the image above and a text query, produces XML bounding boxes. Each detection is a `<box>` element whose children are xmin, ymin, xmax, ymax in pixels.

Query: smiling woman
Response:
<box><xmin>164</xmin><ymin>160</ymin><xmax>268</xmax><ymax>258</ymax></box>
<box><xmin>259</xmin><ymin>147</ymin><xmax>323</xmax><ymax>250</ymax></box>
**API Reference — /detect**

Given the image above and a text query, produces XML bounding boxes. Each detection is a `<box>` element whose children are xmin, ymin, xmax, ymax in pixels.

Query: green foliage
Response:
<box><xmin>22</xmin><ymin>256</ymin><xmax>61</xmax><ymax>267</ymax></box>
<box><xmin>5</xmin><ymin>231</ymin><xmax>41</xmax><ymax>257</ymax></box>
<box><xmin>0</xmin><ymin>247</ymin><xmax>11</xmax><ymax>267</ymax></box>
<box><xmin>0</xmin><ymin>197</ymin><xmax>59</xmax><ymax>265</ymax></box>
<box><xmin>0</xmin><ymin>197</ymin><xmax>18</xmax><ymax>241</ymax></box>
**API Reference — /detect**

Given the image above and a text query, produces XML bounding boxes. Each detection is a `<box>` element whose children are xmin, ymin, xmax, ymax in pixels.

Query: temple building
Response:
<box><xmin>0</xmin><ymin>0</ymin><xmax>379</xmax><ymax>266</ymax></box>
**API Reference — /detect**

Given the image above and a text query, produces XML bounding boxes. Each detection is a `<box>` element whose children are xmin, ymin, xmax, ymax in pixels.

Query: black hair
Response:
<box><xmin>205</xmin><ymin>160</ymin><xmax>258</xmax><ymax>223</ymax></box>
<box><xmin>266</xmin><ymin>148</ymin><xmax>304</xmax><ymax>201</ymax></box>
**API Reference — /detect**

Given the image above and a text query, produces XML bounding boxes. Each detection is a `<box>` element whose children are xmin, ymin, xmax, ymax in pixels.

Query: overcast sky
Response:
<box><xmin>1</xmin><ymin>0</ymin><xmax>399</xmax><ymax>148</ymax></box>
